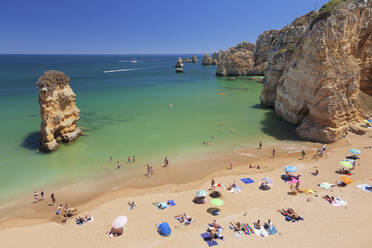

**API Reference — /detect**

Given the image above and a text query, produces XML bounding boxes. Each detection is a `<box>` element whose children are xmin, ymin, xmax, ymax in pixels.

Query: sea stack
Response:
<box><xmin>202</xmin><ymin>54</ymin><xmax>213</xmax><ymax>65</ymax></box>
<box><xmin>37</xmin><ymin>70</ymin><xmax>81</xmax><ymax>152</ymax></box>
<box><xmin>191</xmin><ymin>55</ymin><xmax>198</xmax><ymax>63</ymax></box>
<box><xmin>175</xmin><ymin>57</ymin><xmax>184</xmax><ymax>68</ymax></box>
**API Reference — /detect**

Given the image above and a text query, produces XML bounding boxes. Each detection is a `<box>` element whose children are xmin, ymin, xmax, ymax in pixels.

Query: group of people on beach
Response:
<box><xmin>33</xmin><ymin>190</ymin><xmax>56</xmax><ymax>206</ymax></box>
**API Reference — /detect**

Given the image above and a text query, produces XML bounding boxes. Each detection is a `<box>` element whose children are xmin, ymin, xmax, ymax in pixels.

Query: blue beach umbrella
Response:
<box><xmin>196</xmin><ymin>190</ymin><xmax>208</xmax><ymax>197</ymax></box>
<box><xmin>284</xmin><ymin>166</ymin><xmax>297</xmax><ymax>173</ymax></box>
<box><xmin>368</xmin><ymin>119</ymin><xmax>372</xmax><ymax>123</ymax></box>
<box><xmin>349</xmin><ymin>149</ymin><xmax>361</xmax><ymax>155</ymax></box>
<box><xmin>157</xmin><ymin>222</ymin><xmax>171</xmax><ymax>236</ymax></box>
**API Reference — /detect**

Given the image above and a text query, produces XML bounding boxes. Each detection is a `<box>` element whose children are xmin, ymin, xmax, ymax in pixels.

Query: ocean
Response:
<box><xmin>0</xmin><ymin>54</ymin><xmax>296</xmax><ymax>203</ymax></box>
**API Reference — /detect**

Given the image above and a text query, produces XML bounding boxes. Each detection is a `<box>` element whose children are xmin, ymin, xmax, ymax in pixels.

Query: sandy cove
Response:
<box><xmin>1</xmin><ymin>132</ymin><xmax>372</xmax><ymax>248</ymax></box>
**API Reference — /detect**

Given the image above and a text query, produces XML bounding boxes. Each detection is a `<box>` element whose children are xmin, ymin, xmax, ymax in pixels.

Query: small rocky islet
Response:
<box><xmin>37</xmin><ymin>70</ymin><xmax>81</xmax><ymax>152</ymax></box>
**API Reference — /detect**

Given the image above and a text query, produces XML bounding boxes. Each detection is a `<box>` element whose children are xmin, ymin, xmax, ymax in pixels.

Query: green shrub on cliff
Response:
<box><xmin>310</xmin><ymin>0</ymin><xmax>349</xmax><ymax>29</ymax></box>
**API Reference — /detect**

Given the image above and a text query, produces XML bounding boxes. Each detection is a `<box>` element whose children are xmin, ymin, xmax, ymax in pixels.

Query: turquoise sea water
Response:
<box><xmin>0</xmin><ymin>55</ymin><xmax>296</xmax><ymax>203</ymax></box>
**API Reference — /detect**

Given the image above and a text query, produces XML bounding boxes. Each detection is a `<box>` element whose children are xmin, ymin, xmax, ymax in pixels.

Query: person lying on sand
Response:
<box><xmin>175</xmin><ymin>213</ymin><xmax>193</xmax><ymax>224</ymax></box>
<box><xmin>128</xmin><ymin>201</ymin><xmax>136</xmax><ymax>210</ymax></box>
<box><xmin>75</xmin><ymin>216</ymin><xmax>86</xmax><ymax>225</ymax></box>
<box><xmin>323</xmin><ymin>195</ymin><xmax>335</xmax><ymax>204</ymax></box>
<box><xmin>311</xmin><ymin>169</ymin><xmax>319</xmax><ymax>176</ymax></box>
<box><xmin>153</xmin><ymin>202</ymin><xmax>169</xmax><ymax>209</ymax></box>
<box><xmin>336</xmin><ymin>168</ymin><xmax>352</xmax><ymax>174</ymax></box>
<box><xmin>109</xmin><ymin>227</ymin><xmax>123</xmax><ymax>237</ymax></box>
<box><xmin>279</xmin><ymin>208</ymin><xmax>302</xmax><ymax>221</ymax></box>
<box><xmin>208</xmin><ymin>220</ymin><xmax>222</xmax><ymax>230</ymax></box>
<box><xmin>229</xmin><ymin>222</ymin><xmax>242</xmax><ymax>232</ymax></box>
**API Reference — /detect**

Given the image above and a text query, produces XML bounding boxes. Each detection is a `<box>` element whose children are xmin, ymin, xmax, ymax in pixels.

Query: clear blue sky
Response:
<box><xmin>0</xmin><ymin>0</ymin><xmax>329</xmax><ymax>54</ymax></box>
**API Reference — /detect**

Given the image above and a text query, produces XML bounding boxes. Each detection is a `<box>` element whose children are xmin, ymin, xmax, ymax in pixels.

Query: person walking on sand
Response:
<box><xmin>229</xmin><ymin>160</ymin><xmax>233</xmax><ymax>170</ymax></box>
<box><xmin>272</xmin><ymin>148</ymin><xmax>275</xmax><ymax>158</ymax></box>
<box><xmin>301</xmin><ymin>147</ymin><xmax>306</xmax><ymax>160</ymax></box>
<box><xmin>40</xmin><ymin>189</ymin><xmax>44</xmax><ymax>200</ymax></box>
<box><xmin>51</xmin><ymin>193</ymin><xmax>56</xmax><ymax>205</ymax></box>
<box><xmin>258</xmin><ymin>140</ymin><xmax>262</xmax><ymax>149</ymax></box>
<box><xmin>211</xmin><ymin>179</ymin><xmax>216</xmax><ymax>190</ymax></box>
<box><xmin>132</xmin><ymin>155</ymin><xmax>136</xmax><ymax>162</ymax></box>
<box><xmin>163</xmin><ymin>156</ymin><xmax>169</xmax><ymax>167</ymax></box>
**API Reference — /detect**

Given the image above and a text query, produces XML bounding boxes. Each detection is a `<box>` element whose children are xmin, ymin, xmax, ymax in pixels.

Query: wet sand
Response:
<box><xmin>0</xmin><ymin>132</ymin><xmax>372</xmax><ymax>248</ymax></box>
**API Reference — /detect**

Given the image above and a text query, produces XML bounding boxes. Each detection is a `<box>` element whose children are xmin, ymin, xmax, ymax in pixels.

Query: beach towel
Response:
<box><xmin>168</xmin><ymin>200</ymin><xmax>176</xmax><ymax>206</ymax></box>
<box><xmin>357</xmin><ymin>184</ymin><xmax>372</xmax><ymax>192</ymax></box>
<box><xmin>201</xmin><ymin>232</ymin><xmax>218</xmax><ymax>247</ymax></box>
<box><xmin>240</xmin><ymin>178</ymin><xmax>254</xmax><ymax>184</ymax></box>
<box><xmin>266</xmin><ymin>225</ymin><xmax>277</xmax><ymax>235</ymax></box>
<box><xmin>332</xmin><ymin>198</ymin><xmax>347</xmax><ymax>207</ymax></box>
<box><xmin>228</xmin><ymin>186</ymin><xmax>242</xmax><ymax>194</ymax></box>
<box><xmin>242</xmin><ymin>223</ymin><xmax>254</xmax><ymax>235</ymax></box>
<box><xmin>254</xmin><ymin>227</ymin><xmax>269</xmax><ymax>237</ymax></box>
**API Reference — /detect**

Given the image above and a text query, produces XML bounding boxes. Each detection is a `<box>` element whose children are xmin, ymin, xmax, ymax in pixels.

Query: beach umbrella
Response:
<box><xmin>319</xmin><ymin>182</ymin><xmax>332</xmax><ymax>189</ymax></box>
<box><xmin>210</xmin><ymin>198</ymin><xmax>224</xmax><ymax>206</ymax></box>
<box><xmin>363</xmin><ymin>120</ymin><xmax>369</xmax><ymax>123</ymax></box>
<box><xmin>157</xmin><ymin>222</ymin><xmax>171</xmax><ymax>236</ymax></box>
<box><xmin>209</xmin><ymin>191</ymin><xmax>221</xmax><ymax>198</ymax></box>
<box><xmin>196</xmin><ymin>190</ymin><xmax>208</xmax><ymax>197</ymax></box>
<box><xmin>349</xmin><ymin>149</ymin><xmax>361</xmax><ymax>155</ymax></box>
<box><xmin>285</xmin><ymin>166</ymin><xmax>297</xmax><ymax>173</ymax></box>
<box><xmin>287</xmin><ymin>178</ymin><xmax>300</xmax><ymax>184</ymax></box>
<box><xmin>112</xmin><ymin>216</ymin><xmax>127</xmax><ymax>229</ymax></box>
<box><xmin>340</xmin><ymin>176</ymin><xmax>353</xmax><ymax>185</ymax></box>
<box><xmin>207</xmin><ymin>207</ymin><xmax>221</xmax><ymax>216</ymax></box>
<box><xmin>339</xmin><ymin>160</ymin><xmax>353</xmax><ymax>169</ymax></box>
<box><xmin>368</xmin><ymin>119</ymin><xmax>372</xmax><ymax>123</ymax></box>
<box><xmin>262</xmin><ymin>177</ymin><xmax>273</xmax><ymax>185</ymax></box>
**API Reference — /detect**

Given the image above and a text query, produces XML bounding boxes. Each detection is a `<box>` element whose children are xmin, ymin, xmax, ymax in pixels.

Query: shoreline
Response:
<box><xmin>0</xmin><ymin>135</ymin><xmax>340</xmax><ymax>230</ymax></box>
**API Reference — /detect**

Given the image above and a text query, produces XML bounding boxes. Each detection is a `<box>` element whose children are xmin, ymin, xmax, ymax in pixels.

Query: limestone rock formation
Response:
<box><xmin>261</xmin><ymin>0</ymin><xmax>372</xmax><ymax>143</ymax></box>
<box><xmin>191</xmin><ymin>55</ymin><xmax>198</xmax><ymax>62</ymax></box>
<box><xmin>254</xmin><ymin>30</ymin><xmax>279</xmax><ymax>74</ymax></box>
<box><xmin>260</xmin><ymin>15</ymin><xmax>310</xmax><ymax>106</ymax></box>
<box><xmin>215</xmin><ymin>30</ymin><xmax>278</xmax><ymax>76</ymax></box>
<box><xmin>211</xmin><ymin>52</ymin><xmax>219</xmax><ymax>65</ymax></box>
<box><xmin>216</xmin><ymin>42</ymin><xmax>258</xmax><ymax>76</ymax></box>
<box><xmin>175</xmin><ymin>58</ymin><xmax>184</xmax><ymax>68</ymax></box>
<box><xmin>37</xmin><ymin>70</ymin><xmax>81</xmax><ymax>152</ymax></box>
<box><xmin>202</xmin><ymin>54</ymin><xmax>213</xmax><ymax>65</ymax></box>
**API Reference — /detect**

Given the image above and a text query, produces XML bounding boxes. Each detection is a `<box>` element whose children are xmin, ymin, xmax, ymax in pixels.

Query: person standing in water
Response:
<box><xmin>116</xmin><ymin>161</ymin><xmax>121</xmax><ymax>169</ymax></box>
<box><xmin>132</xmin><ymin>155</ymin><xmax>136</xmax><ymax>162</ymax></box>
<box><xmin>164</xmin><ymin>156</ymin><xmax>169</xmax><ymax>167</ymax></box>
<box><xmin>272</xmin><ymin>148</ymin><xmax>276</xmax><ymax>158</ymax></box>
<box><xmin>128</xmin><ymin>156</ymin><xmax>131</xmax><ymax>162</ymax></box>
<box><xmin>229</xmin><ymin>160</ymin><xmax>233</xmax><ymax>170</ymax></box>
<box><xmin>33</xmin><ymin>191</ymin><xmax>38</xmax><ymax>202</ymax></box>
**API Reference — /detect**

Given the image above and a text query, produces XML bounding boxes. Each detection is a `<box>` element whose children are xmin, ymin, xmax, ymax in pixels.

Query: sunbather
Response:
<box><xmin>264</xmin><ymin>219</ymin><xmax>273</xmax><ymax>230</ymax></box>
<box><xmin>229</xmin><ymin>222</ymin><xmax>242</xmax><ymax>232</ymax></box>
<box><xmin>109</xmin><ymin>227</ymin><xmax>123</xmax><ymax>237</ymax></box>
<box><xmin>128</xmin><ymin>201</ymin><xmax>136</xmax><ymax>210</ymax></box>
<box><xmin>75</xmin><ymin>216</ymin><xmax>86</xmax><ymax>225</ymax></box>
<box><xmin>254</xmin><ymin>220</ymin><xmax>261</xmax><ymax>229</ymax></box>
<box><xmin>323</xmin><ymin>195</ymin><xmax>335</xmax><ymax>204</ymax></box>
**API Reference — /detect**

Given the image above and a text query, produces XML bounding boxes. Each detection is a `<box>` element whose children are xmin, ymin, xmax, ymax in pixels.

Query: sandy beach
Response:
<box><xmin>0</xmin><ymin>130</ymin><xmax>372</xmax><ymax>248</ymax></box>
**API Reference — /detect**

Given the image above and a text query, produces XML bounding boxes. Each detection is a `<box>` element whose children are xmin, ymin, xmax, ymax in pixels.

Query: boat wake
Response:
<box><xmin>104</xmin><ymin>65</ymin><xmax>170</xmax><ymax>73</ymax></box>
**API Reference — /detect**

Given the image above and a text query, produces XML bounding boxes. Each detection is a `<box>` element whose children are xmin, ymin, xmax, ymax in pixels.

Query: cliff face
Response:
<box><xmin>254</xmin><ymin>30</ymin><xmax>280</xmax><ymax>74</ymax></box>
<box><xmin>261</xmin><ymin>0</ymin><xmax>372</xmax><ymax>143</ymax></box>
<box><xmin>216</xmin><ymin>42</ymin><xmax>258</xmax><ymax>76</ymax></box>
<box><xmin>37</xmin><ymin>71</ymin><xmax>81</xmax><ymax>152</ymax></box>
<box><xmin>215</xmin><ymin>31</ymin><xmax>278</xmax><ymax>76</ymax></box>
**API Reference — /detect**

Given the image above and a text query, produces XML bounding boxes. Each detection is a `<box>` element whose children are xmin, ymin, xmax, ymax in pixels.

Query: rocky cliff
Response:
<box><xmin>261</xmin><ymin>0</ymin><xmax>372</xmax><ymax>143</ymax></box>
<box><xmin>215</xmin><ymin>31</ymin><xmax>278</xmax><ymax>76</ymax></box>
<box><xmin>216</xmin><ymin>42</ymin><xmax>258</xmax><ymax>76</ymax></box>
<box><xmin>37</xmin><ymin>70</ymin><xmax>81</xmax><ymax>152</ymax></box>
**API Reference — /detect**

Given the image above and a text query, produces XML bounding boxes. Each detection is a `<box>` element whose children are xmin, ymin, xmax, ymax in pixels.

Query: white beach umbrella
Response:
<box><xmin>112</xmin><ymin>216</ymin><xmax>127</xmax><ymax>228</ymax></box>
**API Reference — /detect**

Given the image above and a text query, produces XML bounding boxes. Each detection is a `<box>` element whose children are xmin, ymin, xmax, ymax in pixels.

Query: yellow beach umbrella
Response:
<box><xmin>340</xmin><ymin>176</ymin><xmax>353</xmax><ymax>185</ymax></box>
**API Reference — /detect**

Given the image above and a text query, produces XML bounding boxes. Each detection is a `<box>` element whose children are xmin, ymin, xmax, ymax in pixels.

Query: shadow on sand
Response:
<box><xmin>21</xmin><ymin>131</ymin><xmax>41</xmax><ymax>150</ymax></box>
